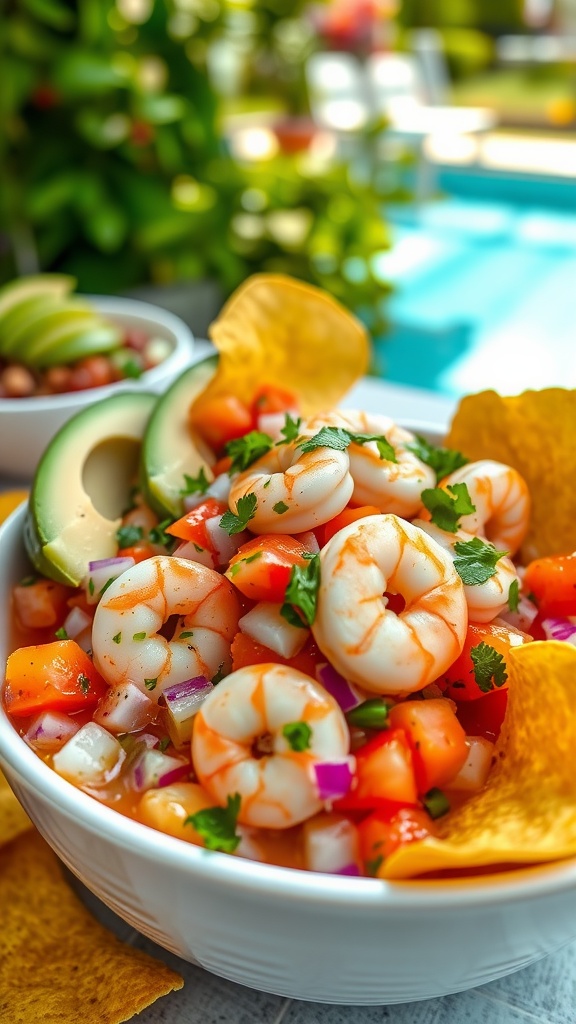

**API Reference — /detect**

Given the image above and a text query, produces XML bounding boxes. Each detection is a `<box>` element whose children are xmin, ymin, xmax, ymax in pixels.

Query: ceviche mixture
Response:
<box><xmin>3</xmin><ymin>276</ymin><xmax>576</xmax><ymax>881</ymax></box>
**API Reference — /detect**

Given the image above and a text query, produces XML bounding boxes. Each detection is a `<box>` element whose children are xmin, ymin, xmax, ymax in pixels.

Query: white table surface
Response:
<box><xmin>2</xmin><ymin>355</ymin><xmax>575</xmax><ymax>1023</ymax></box>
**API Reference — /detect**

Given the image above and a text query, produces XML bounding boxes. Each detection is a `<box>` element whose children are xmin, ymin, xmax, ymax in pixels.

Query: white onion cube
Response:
<box><xmin>239</xmin><ymin>602</ymin><xmax>308</xmax><ymax>659</ymax></box>
<box><xmin>448</xmin><ymin>736</ymin><xmax>494</xmax><ymax>792</ymax></box>
<box><xmin>93</xmin><ymin>681</ymin><xmax>156</xmax><ymax>734</ymax></box>
<box><xmin>53</xmin><ymin>722</ymin><xmax>125</xmax><ymax>787</ymax></box>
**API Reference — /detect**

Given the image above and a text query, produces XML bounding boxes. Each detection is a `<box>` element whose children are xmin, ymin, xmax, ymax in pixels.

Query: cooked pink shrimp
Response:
<box><xmin>228</xmin><ymin>439</ymin><xmax>353</xmax><ymax>534</ymax></box>
<box><xmin>312</xmin><ymin>514</ymin><xmax>467</xmax><ymax>695</ymax></box>
<box><xmin>92</xmin><ymin>555</ymin><xmax>241</xmax><ymax>697</ymax></box>
<box><xmin>304</xmin><ymin>410</ymin><xmax>435</xmax><ymax>517</ymax></box>
<box><xmin>426</xmin><ymin>460</ymin><xmax>530</xmax><ymax>556</ymax></box>
<box><xmin>192</xmin><ymin>663</ymin><xmax>350</xmax><ymax>829</ymax></box>
<box><xmin>413</xmin><ymin>519</ymin><xmax>520</xmax><ymax>623</ymax></box>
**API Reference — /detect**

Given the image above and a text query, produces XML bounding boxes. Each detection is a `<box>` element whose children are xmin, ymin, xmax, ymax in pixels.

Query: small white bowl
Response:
<box><xmin>0</xmin><ymin>295</ymin><xmax>194</xmax><ymax>480</ymax></box>
<box><xmin>2</xmin><ymin>501</ymin><xmax>576</xmax><ymax>1005</ymax></box>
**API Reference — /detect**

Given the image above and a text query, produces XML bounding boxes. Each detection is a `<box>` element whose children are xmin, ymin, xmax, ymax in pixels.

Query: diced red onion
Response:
<box><xmin>335</xmin><ymin>862</ymin><xmax>361</xmax><ymax>876</ymax></box>
<box><xmin>93</xmin><ymin>681</ymin><xmax>156</xmax><ymax>733</ymax></box>
<box><xmin>131</xmin><ymin>748</ymin><xmax>191</xmax><ymax>792</ymax></box>
<box><xmin>174</xmin><ymin>540</ymin><xmax>216</xmax><ymax>569</ymax></box>
<box><xmin>205</xmin><ymin>515</ymin><xmax>249</xmax><ymax>566</ymax></box>
<box><xmin>53</xmin><ymin>722</ymin><xmax>126</xmax><ymax>787</ymax></box>
<box><xmin>497</xmin><ymin>594</ymin><xmax>538</xmax><ymax>633</ymax></box>
<box><xmin>292</xmin><ymin>530</ymin><xmax>320</xmax><ymax>554</ymax></box>
<box><xmin>164</xmin><ymin>675</ymin><xmax>212</xmax><ymax>705</ymax></box>
<box><xmin>313</xmin><ymin>759</ymin><xmax>354</xmax><ymax>802</ymax></box>
<box><xmin>25</xmin><ymin>711</ymin><xmax>80</xmax><ymax>751</ymax></box>
<box><xmin>84</xmin><ymin>556</ymin><xmax>135</xmax><ymax>606</ymax></box>
<box><xmin>88</xmin><ymin>555</ymin><xmax>135</xmax><ymax>572</ymax></box>
<box><xmin>62</xmin><ymin>606</ymin><xmax>92</xmax><ymax>639</ymax></box>
<box><xmin>542</xmin><ymin>617</ymin><xmax>576</xmax><ymax>644</ymax></box>
<box><xmin>239</xmin><ymin>603</ymin><xmax>308</xmax><ymax>659</ymax></box>
<box><xmin>315</xmin><ymin>662</ymin><xmax>361</xmax><ymax>712</ymax></box>
<box><xmin>162</xmin><ymin>675</ymin><xmax>213</xmax><ymax>746</ymax></box>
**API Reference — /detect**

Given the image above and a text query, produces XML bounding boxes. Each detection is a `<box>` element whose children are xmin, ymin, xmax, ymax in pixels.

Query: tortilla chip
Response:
<box><xmin>0</xmin><ymin>490</ymin><xmax>28</xmax><ymax>526</ymax></box>
<box><xmin>445</xmin><ymin>389</ymin><xmax>576</xmax><ymax>562</ymax></box>
<box><xmin>383</xmin><ymin>641</ymin><xmax>576</xmax><ymax>879</ymax></box>
<box><xmin>0</xmin><ymin>768</ymin><xmax>32</xmax><ymax>846</ymax></box>
<box><xmin>199</xmin><ymin>273</ymin><xmax>370</xmax><ymax>416</ymax></box>
<box><xmin>0</xmin><ymin>829</ymin><xmax>183</xmax><ymax>1023</ymax></box>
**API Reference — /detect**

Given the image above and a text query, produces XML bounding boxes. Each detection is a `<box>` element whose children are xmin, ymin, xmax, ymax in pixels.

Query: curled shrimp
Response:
<box><xmin>413</xmin><ymin>519</ymin><xmax>520</xmax><ymax>623</ymax></box>
<box><xmin>228</xmin><ymin>439</ymin><xmax>353</xmax><ymax>534</ymax></box>
<box><xmin>425</xmin><ymin>460</ymin><xmax>530</xmax><ymax>557</ymax></box>
<box><xmin>304</xmin><ymin>410</ymin><xmax>435</xmax><ymax>518</ymax></box>
<box><xmin>311</xmin><ymin>514</ymin><xmax>467</xmax><ymax>696</ymax></box>
<box><xmin>92</xmin><ymin>555</ymin><xmax>241</xmax><ymax>697</ymax></box>
<box><xmin>192</xmin><ymin>663</ymin><xmax>350</xmax><ymax>828</ymax></box>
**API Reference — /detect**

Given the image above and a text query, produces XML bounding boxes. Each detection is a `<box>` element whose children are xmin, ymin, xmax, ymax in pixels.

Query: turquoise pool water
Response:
<box><xmin>373</xmin><ymin>167</ymin><xmax>576</xmax><ymax>396</ymax></box>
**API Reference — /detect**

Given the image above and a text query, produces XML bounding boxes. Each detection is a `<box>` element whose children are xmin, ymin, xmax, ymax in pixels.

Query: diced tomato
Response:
<box><xmin>166</xmin><ymin>499</ymin><xmax>227</xmax><ymax>550</ymax></box>
<box><xmin>117</xmin><ymin>542</ymin><xmax>157</xmax><ymax>564</ymax></box>
<box><xmin>524</xmin><ymin>552</ymin><xmax>576</xmax><ymax>617</ymax></box>
<box><xmin>230</xmin><ymin>631</ymin><xmax>324</xmax><ymax>677</ymax></box>
<box><xmin>226</xmin><ymin>534</ymin><xmax>309</xmax><ymax>603</ymax></box>
<box><xmin>441</xmin><ymin>621</ymin><xmax>530</xmax><ymax>701</ymax></box>
<box><xmin>251</xmin><ymin>383</ymin><xmax>299</xmax><ymax>417</ymax></box>
<box><xmin>211</xmin><ymin>455</ymin><xmax>233</xmax><ymax>477</ymax></box>
<box><xmin>12</xmin><ymin>578</ymin><xmax>70</xmax><ymax>630</ymax></box>
<box><xmin>389</xmin><ymin>698</ymin><xmax>469</xmax><ymax>792</ymax></box>
<box><xmin>318</xmin><ymin>505</ymin><xmax>381</xmax><ymax>546</ymax></box>
<box><xmin>456</xmin><ymin>689</ymin><xmax>508</xmax><ymax>743</ymax></box>
<box><xmin>4</xmin><ymin>640</ymin><xmax>108</xmax><ymax>716</ymax></box>
<box><xmin>358</xmin><ymin>806</ymin><xmax>437</xmax><ymax>875</ymax></box>
<box><xmin>190</xmin><ymin>394</ymin><xmax>253</xmax><ymax>451</ymax></box>
<box><xmin>334</xmin><ymin>727</ymin><xmax>419</xmax><ymax>811</ymax></box>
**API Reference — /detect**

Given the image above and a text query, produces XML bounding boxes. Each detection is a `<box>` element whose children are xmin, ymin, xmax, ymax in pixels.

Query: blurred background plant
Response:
<box><xmin>0</xmin><ymin>0</ymin><xmax>396</xmax><ymax>335</ymax></box>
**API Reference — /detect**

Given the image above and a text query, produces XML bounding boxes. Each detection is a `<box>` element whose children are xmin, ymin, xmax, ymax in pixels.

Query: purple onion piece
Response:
<box><xmin>313</xmin><ymin>760</ymin><xmax>353</xmax><ymax>802</ymax></box>
<box><xmin>88</xmin><ymin>556</ymin><xmax>135</xmax><ymax>572</ymax></box>
<box><xmin>157</xmin><ymin>762</ymin><xmax>192</xmax><ymax>787</ymax></box>
<box><xmin>335</xmin><ymin>863</ymin><xmax>361</xmax><ymax>877</ymax></box>
<box><xmin>315</xmin><ymin>662</ymin><xmax>360</xmax><ymax>712</ymax></box>
<box><xmin>164</xmin><ymin>676</ymin><xmax>211</xmax><ymax>704</ymax></box>
<box><xmin>542</xmin><ymin>617</ymin><xmax>576</xmax><ymax>643</ymax></box>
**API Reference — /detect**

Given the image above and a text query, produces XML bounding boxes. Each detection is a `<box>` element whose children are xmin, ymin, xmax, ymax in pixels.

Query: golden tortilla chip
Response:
<box><xmin>0</xmin><ymin>490</ymin><xmax>28</xmax><ymax>526</ymax></box>
<box><xmin>199</xmin><ymin>273</ymin><xmax>370</xmax><ymax>415</ymax></box>
<box><xmin>445</xmin><ymin>389</ymin><xmax>576</xmax><ymax>562</ymax></box>
<box><xmin>0</xmin><ymin>768</ymin><xmax>32</xmax><ymax>846</ymax></box>
<box><xmin>383</xmin><ymin>641</ymin><xmax>576</xmax><ymax>879</ymax></box>
<box><xmin>0</xmin><ymin>829</ymin><xmax>183</xmax><ymax>1023</ymax></box>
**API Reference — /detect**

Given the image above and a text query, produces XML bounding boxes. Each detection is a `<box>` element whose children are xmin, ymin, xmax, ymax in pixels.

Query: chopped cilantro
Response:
<box><xmin>229</xmin><ymin>550</ymin><xmax>262</xmax><ymax>577</ymax></box>
<box><xmin>112</xmin><ymin>632</ymin><xmax>122</xmax><ymax>645</ymax></box>
<box><xmin>365</xmin><ymin>855</ymin><xmax>384</xmax><ymax>876</ymax></box>
<box><xmin>133</xmin><ymin>631</ymin><xmax>147</xmax><ymax>641</ymax></box>
<box><xmin>406</xmin><ymin>435</ymin><xmax>468</xmax><ymax>483</ymax></box>
<box><xmin>77</xmin><ymin>673</ymin><xmax>90</xmax><ymax>694</ymax></box>
<box><xmin>423</xmin><ymin>788</ymin><xmax>450</xmax><ymax>819</ymax></box>
<box><xmin>193</xmin><ymin>543</ymin><xmax>204</xmax><ymax>552</ymax></box>
<box><xmin>19</xmin><ymin>575</ymin><xmax>37</xmax><ymax>587</ymax></box>
<box><xmin>220</xmin><ymin>493</ymin><xmax>258</xmax><ymax>535</ymax></box>
<box><xmin>121</xmin><ymin>358</ymin><xmax>143</xmax><ymax>379</ymax></box>
<box><xmin>282</xmin><ymin>721</ymin><xmax>312</xmax><ymax>752</ymax></box>
<box><xmin>185</xmin><ymin>793</ymin><xmax>242</xmax><ymax>853</ymax></box>
<box><xmin>148</xmin><ymin>519</ymin><xmax>173</xmax><ymax>546</ymax></box>
<box><xmin>179</xmin><ymin>630</ymin><xmax>194</xmax><ymax>639</ymax></box>
<box><xmin>54</xmin><ymin>627</ymin><xmax>69</xmax><ymax>640</ymax></box>
<box><xmin>298</xmin><ymin>426</ymin><xmax>397</xmax><ymax>462</ymax></box>
<box><xmin>158</xmin><ymin>736</ymin><xmax>171</xmax><ymax>752</ymax></box>
<box><xmin>88</xmin><ymin>578</ymin><xmax>95</xmax><ymax>596</ymax></box>
<box><xmin>452</xmin><ymin>537</ymin><xmax>508</xmax><ymax>585</ymax></box>
<box><xmin>211</xmin><ymin>662</ymin><xmax>226</xmax><ymax>685</ymax></box>
<box><xmin>277</xmin><ymin>413</ymin><xmax>302</xmax><ymax>444</ymax></box>
<box><xmin>280</xmin><ymin>553</ymin><xmax>321</xmax><ymax>628</ymax></box>
<box><xmin>273</xmin><ymin>501</ymin><xmax>289</xmax><ymax>515</ymax></box>
<box><xmin>99</xmin><ymin>577</ymin><xmax>115</xmax><ymax>596</ymax></box>
<box><xmin>225</xmin><ymin>431</ymin><xmax>274</xmax><ymax>474</ymax></box>
<box><xmin>420</xmin><ymin>482</ymin><xmax>476</xmax><ymax>533</ymax></box>
<box><xmin>116</xmin><ymin>524</ymin><xmax>143</xmax><ymax>548</ymax></box>
<box><xmin>470</xmin><ymin>641</ymin><xmax>508</xmax><ymax>693</ymax></box>
<box><xmin>180</xmin><ymin>467</ymin><xmax>211</xmax><ymax>496</ymax></box>
<box><xmin>507</xmin><ymin>578</ymin><xmax>520</xmax><ymax>612</ymax></box>
<box><xmin>346</xmin><ymin>698</ymin><xmax>393</xmax><ymax>730</ymax></box>
<box><xmin>144</xmin><ymin>678</ymin><xmax>157</xmax><ymax>691</ymax></box>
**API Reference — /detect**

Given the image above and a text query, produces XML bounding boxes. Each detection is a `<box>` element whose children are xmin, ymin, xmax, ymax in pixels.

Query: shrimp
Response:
<box><xmin>311</xmin><ymin>514</ymin><xmax>467</xmax><ymax>696</ymax></box>
<box><xmin>192</xmin><ymin>663</ymin><xmax>350</xmax><ymax>829</ymax></box>
<box><xmin>304</xmin><ymin>410</ymin><xmax>435</xmax><ymax>518</ymax></box>
<box><xmin>425</xmin><ymin>460</ymin><xmax>530</xmax><ymax>557</ymax></box>
<box><xmin>91</xmin><ymin>555</ymin><xmax>241</xmax><ymax>697</ymax></box>
<box><xmin>228</xmin><ymin>439</ymin><xmax>353</xmax><ymax>534</ymax></box>
<box><xmin>413</xmin><ymin>519</ymin><xmax>520</xmax><ymax>623</ymax></box>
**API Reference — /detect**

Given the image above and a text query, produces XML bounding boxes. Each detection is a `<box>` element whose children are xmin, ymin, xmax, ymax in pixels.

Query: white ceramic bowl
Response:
<box><xmin>2</xmin><ymin>503</ymin><xmax>576</xmax><ymax>1004</ymax></box>
<box><xmin>0</xmin><ymin>295</ymin><xmax>194</xmax><ymax>480</ymax></box>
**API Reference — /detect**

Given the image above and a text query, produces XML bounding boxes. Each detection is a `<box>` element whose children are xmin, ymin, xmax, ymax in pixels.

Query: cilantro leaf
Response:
<box><xmin>185</xmin><ymin>793</ymin><xmax>241</xmax><ymax>853</ymax></box>
<box><xmin>349</xmin><ymin>432</ymin><xmax>397</xmax><ymax>462</ymax></box>
<box><xmin>406</xmin><ymin>435</ymin><xmax>468</xmax><ymax>483</ymax></box>
<box><xmin>148</xmin><ymin>518</ymin><xmax>173</xmax><ymax>546</ymax></box>
<box><xmin>273</xmin><ymin>501</ymin><xmax>289</xmax><ymax>515</ymax></box>
<box><xmin>420</xmin><ymin>482</ymin><xmax>476</xmax><ymax>533</ymax></box>
<box><xmin>180</xmin><ymin>467</ymin><xmax>211</xmax><ymax>496</ymax></box>
<box><xmin>507</xmin><ymin>578</ymin><xmax>520</xmax><ymax>612</ymax></box>
<box><xmin>225</xmin><ymin>431</ymin><xmax>274</xmax><ymax>474</ymax></box>
<box><xmin>220</xmin><ymin>493</ymin><xmax>258</xmax><ymax>535</ymax></box>
<box><xmin>54</xmin><ymin>626</ymin><xmax>69</xmax><ymax>640</ymax></box>
<box><xmin>277</xmin><ymin>413</ymin><xmax>302</xmax><ymax>444</ymax></box>
<box><xmin>452</xmin><ymin>537</ymin><xmax>508</xmax><ymax>585</ymax></box>
<box><xmin>298</xmin><ymin>426</ymin><xmax>397</xmax><ymax>462</ymax></box>
<box><xmin>470</xmin><ymin>641</ymin><xmax>508</xmax><ymax>693</ymax></box>
<box><xmin>282</xmin><ymin>721</ymin><xmax>312</xmax><ymax>751</ymax></box>
<box><xmin>280</xmin><ymin>553</ymin><xmax>321</xmax><ymax>628</ymax></box>
<box><xmin>116</xmin><ymin>524</ymin><xmax>143</xmax><ymax>548</ymax></box>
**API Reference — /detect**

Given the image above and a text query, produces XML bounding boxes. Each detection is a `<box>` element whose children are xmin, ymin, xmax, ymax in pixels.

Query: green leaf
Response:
<box><xmin>22</xmin><ymin>0</ymin><xmax>76</xmax><ymax>31</ymax></box>
<box><xmin>185</xmin><ymin>793</ymin><xmax>241</xmax><ymax>853</ymax></box>
<box><xmin>54</xmin><ymin>626</ymin><xmax>68</xmax><ymax>640</ymax></box>
<box><xmin>406</xmin><ymin>435</ymin><xmax>468</xmax><ymax>483</ymax></box>
<box><xmin>423</xmin><ymin>788</ymin><xmax>450</xmax><ymax>819</ymax></box>
<box><xmin>452</xmin><ymin>536</ymin><xmax>508</xmax><ymax>586</ymax></box>
<box><xmin>507</xmin><ymin>578</ymin><xmax>520</xmax><ymax>612</ymax></box>
<box><xmin>220</xmin><ymin>493</ymin><xmax>258</xmax><ymax>535</ymax></box>
<box><xmin>148</xmin><ymin>519</ymin><xmax>173</xmax><ymax>546</ymax></box>
<box><xmin>298</xmin><ymin>426</ymin><xmax>397</xmax><ymax>462</ymax></box>
<box><xmin>280</xmin><ymin>553</ymin><xmax>320</xmax><ymax>628</ymax></box>
<box><xmin>180</xmin><ymin>467</ymin><xmax>211</xmax><ymax>497</ymax></box>
<box><xmin>420</xmin><ymin>483</ymin><xmax>476</xmax><ymax>533</ymax></box>
<box><xmin>470</xmin><ymin>641</ymin><xmax>508</xmax><ymax>693</ymax></box>
<box><xmin>273</xmin><ymin>501</ymin><xmax>289</xmax><ymax>515</ymax></box>
<box><xmin>116</xmin><ymin>524</ymin><xmax>143</xmax><ymax>548</ymax></box>
<box><xmin>144</xmin><ymin>678</ymin><xmax>157</xmax><ymax>691</ymax></box>
<box><xmin>277</xmin><ymin>413</ymin><xmax>302</xmax><ymax>445</ymax></box>
<box><xmin>225</xmin><ymin>431</ymin><xmax>274</xmax><ymax>474</ymax></box>
<box><xmin>282</xmin><ymin>721</ymin><xmax>312</xmax><ymax>752</ymax></box>
<box><xmin>346</xmin><ymin>698</ymin><xmax>392</xmax><ymax>730</ymax></box>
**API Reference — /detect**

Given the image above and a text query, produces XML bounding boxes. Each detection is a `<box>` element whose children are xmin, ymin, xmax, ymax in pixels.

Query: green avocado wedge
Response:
<box><xmin>0</xmin><ymin>274</ymin><xmax>75</xmax><ymax>324</ymax></box>
<box><xmin>25</xmin><ymin>391</ymin><xmax>157</xmax><ymax>586</ymax></box>
<box><xmin>141</xmin><ymin>355</ymin><xmax>218</xmax><ymax>519</ymax></box>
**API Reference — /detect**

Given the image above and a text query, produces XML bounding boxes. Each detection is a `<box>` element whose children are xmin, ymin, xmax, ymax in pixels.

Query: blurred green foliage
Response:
<box><xmin>0</xmin><ymin>0</ymin><xmax>394</xmax><ymax>333</ymax></box>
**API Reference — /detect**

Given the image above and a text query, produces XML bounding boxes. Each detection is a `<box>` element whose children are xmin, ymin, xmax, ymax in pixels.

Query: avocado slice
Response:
<box><xmin>0</xmin><ymin>295</ymin><xmax>65</xmax><ymax>357</ymax></box>
<box><xmin>0</xmin><ymin>274</ymin><xmax>75</xmax><ymax>323</ymax></box>
<box><xmin>13</xmin><ymin>301</ymin><xmax>98</xmax><ymax>361</ymax></box>
<box><xmin>25</xmin><ymin>391</ymin><xmax>157</xmax><ymax>586</ymax></box>
<box><xmin>34</xmin><ymin>321</ymin><xmax>121</xmax><ymax>368</ymax></box>
<box><xmin>141</xmin><ymin>355</ymin><xmax>218</xmax><ymax>518</ymax></box>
